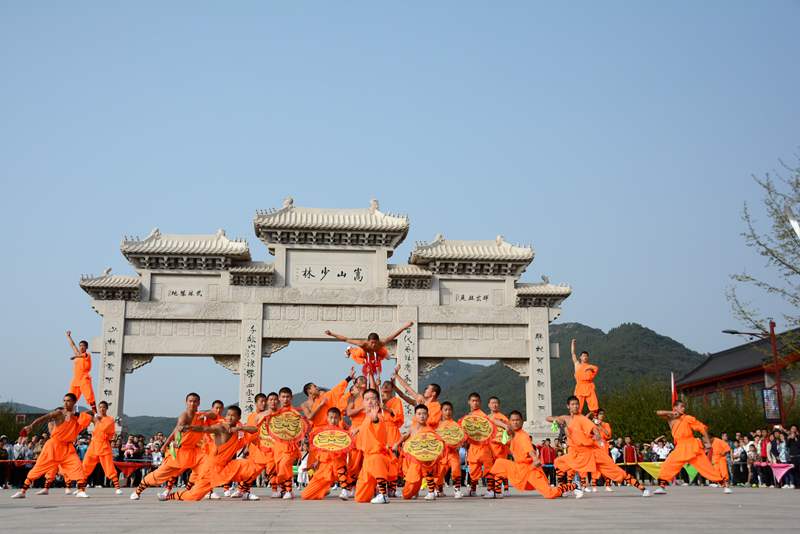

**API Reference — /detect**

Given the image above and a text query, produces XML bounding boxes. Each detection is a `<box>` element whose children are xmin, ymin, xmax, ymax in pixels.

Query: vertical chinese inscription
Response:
<box><xmin>242</xmin><ymin>321</ymin><xmax>258</xmax><ymax>415</ymax></box>
<box><xmin>396</xmin><ymin>320</ymin><xmax>418</xmax><ymax>419</ymax></box>
<box><xmin>98</xmin><ymin>301</ymin><xmax>126</xmax><ymax>420</ymax></box>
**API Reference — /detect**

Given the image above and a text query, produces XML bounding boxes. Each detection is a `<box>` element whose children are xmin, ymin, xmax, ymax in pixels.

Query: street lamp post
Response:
<box><xmin>722</xmin><ymin>321</ymin><xmax>785</xmax><ymax>427</ymax></box>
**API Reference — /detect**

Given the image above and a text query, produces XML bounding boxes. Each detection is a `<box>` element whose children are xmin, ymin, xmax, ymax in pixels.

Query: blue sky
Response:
<box><xmin>1</xmin><ymin>1</ymin><xmax>798</xmax><ymax>415</ymax></box>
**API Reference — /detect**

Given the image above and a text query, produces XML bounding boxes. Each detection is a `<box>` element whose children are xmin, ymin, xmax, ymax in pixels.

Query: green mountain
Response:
<box><xmin>421</xmin><ymin>322</ymin><xmax>704</xmax><ymax>419</ymax></box>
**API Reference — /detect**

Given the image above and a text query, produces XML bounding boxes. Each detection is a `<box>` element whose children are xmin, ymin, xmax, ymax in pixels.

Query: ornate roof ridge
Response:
<box><xmin>79</xmin><ymin>269</ymin><xmax>140</xmax><ymax>288</ymax></box>
<box><xmin>254</xmin><ymin>197</ymin><xmax>410</xmax><ymax>230</ymax></box>
<box><xmin>410</xmin><ymin>233</ymin><xmax>534</xmax><ymax>263</ymax></box>
<box><xmin>120</xmin><ymin>228</ymin><xmax>251</xmax><ymax>259</ymax></box>
<box><xmin>387</xmin><ymin>263</ymin><xmax>432</xmax><ymax>276</ymax></box>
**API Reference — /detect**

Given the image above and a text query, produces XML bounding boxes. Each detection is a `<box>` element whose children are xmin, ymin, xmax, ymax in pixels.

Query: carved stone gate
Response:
<box><xmin>80</xmin><ymin>198</ymin><xmax>570</xmax><ymax>436</ymax></box>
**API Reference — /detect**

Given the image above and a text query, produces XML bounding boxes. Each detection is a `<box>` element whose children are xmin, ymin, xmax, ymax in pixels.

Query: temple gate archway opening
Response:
<box><xmin>80</xmin><ymin>198</ymin><xmax>570</xmax><ymax>439</ymax></box>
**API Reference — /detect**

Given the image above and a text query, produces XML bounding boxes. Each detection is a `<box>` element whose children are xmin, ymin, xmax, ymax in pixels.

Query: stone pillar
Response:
<box><xmin>395</xmin><ymin>306</ymin><xmax>419</xmax><ymax>421</ymax></box>
<box><xmin>240</xmin><ymin>303</ymin><xmax>264</xmax><ymax>417</ymax></box>
<box><xmin>526</xmin><ymin>307</ymin><xmax>555</xmax><ymax>440</ymax></box>
<box><xmin>97</xmin><ymin>301</ymin><xmax>126</xmax><ymax>421</ymax></box>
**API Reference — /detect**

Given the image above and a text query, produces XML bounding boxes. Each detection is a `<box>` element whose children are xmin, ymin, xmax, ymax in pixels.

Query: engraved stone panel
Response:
<box><xmin>150</xmin><ymin>274</ymin><xmax>221</xmax><ymax>303</ymax></box>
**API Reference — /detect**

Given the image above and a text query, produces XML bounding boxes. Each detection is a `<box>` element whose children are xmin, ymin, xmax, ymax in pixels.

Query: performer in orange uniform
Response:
<box><xmin>163</xmin><ymin>405</ymin><xmax>259</xmax><ymax>501</ymax></box>
<box><xmin>301</xmin><ymin>407</ymin><xmax>353</xmax><ymax>500</ymax></box>
<box><xmin>395</xmin><ymin>404</ymin><xmax>440</xmax><ymax>501</ymax></box>
<box><xmin>465</xmin><ymin>392</ymin><xmax>495</xmax><ymax>497</ymax></box>
<box><xmin>654</xmin><ymin>400</ymin><xmax>730</xmax><ymax>494</ymax></box>
<box><xmin>130</xmin><ymin>392</ymin><xmax>211</xmax><ymax>500</ymax></box>
<box><xmin>709</xmin><ymin>433</ymin><xmax>732</xmax><ymax>485</ymax></box>
<box><xmin>353</xmin><ymin>388</ymin><xmax>392</xmax><ymax>504</ymax></box>
<box><xmin>590</xmin><ymin>408</ymin><xmax>614</xmax><ymax>492</ymax></box>
<box><xmin>66</xmin><ymin>330</ymin><xmax>97</xmax><ymax>413</ymax></box>
<box><xmin>12</xmin><ymin>393</ymin><xmax>93</xmax><ymax>499</ymax></box>
<box><xmin>488</xmin><ymin>411</ymin><xmax>577</xmax><ymax>499</ymax></box>
<box><xmin>324</xmin><ymin>322</ymin><xmax>414</xmax><ymax>388</ymax></box>
<box><xmin>381</xmin><ymin>380</ymin><xmax>404</xmax><ymax>497</ymax></box>
<box><xmin>571</xmin><ymin>339</ymin><xmax>599</xmax><ymax>414</ymax></box>
<box><xmin>82</xmin><ymin>401</ymin><xmax>122</xmax><ymax>494</ymax></box>
<box><xmin>392</xmin><ymin>366</ymin><xmax>442</xmax><ymax>429</ymax></box>
<box><xmin>435</xmin><ymin>401</ymin><xmax>464</xmax><ymax>498</ymax></box>
<box><xmin>487</xmin><ymin>396</ymin><xmax>510</xmax><ymax>495</ymax></box>
<box><xmin>549</xmin><ymin>396</ymin><xmax>650</xmax><ymax>499</ymax></box>
<box><xmin>225</xmin><ymin>392</ymin><xmax>277</xmax><ymax>499</ymax></box>
<box><xmin>272</xmin><ymin>387</ymin><xmax>305</xmax><ymax>499</ymax></box>
<box><xmin>345</xmin><ymin>377</ymin><xmax>368</xmax><ymax>488</ymax></box>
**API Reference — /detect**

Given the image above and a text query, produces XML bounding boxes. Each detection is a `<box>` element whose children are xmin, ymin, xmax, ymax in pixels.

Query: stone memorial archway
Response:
<box><xmin>79</xmin><ymin>198</ymin><xmax>570</xmax><ymax>437</ymax></box>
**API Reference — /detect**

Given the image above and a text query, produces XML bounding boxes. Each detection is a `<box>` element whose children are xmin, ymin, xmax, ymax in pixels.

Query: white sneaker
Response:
<box><xmin>339</xmin><ymin>489</ymin><xmax>349</xmax><ymax>500</ymax></box>
<box><xmin>158</xmin><ymin>490</ymin><xmax>169</xmax><ymax>500</ymax></box>
<box><xmin>230</xmin><ymin>489</ymin><xmax>243</xmax><ymax>498</ymax></box>
<box><xmin>574</xmin><ymin>489</ymin><xmax>584</xmax><ymax>499</ymax></box>
<box><xmin>709</xmin><ymin>483</ymin><xmax>719</xmax><ymax>488</ymax></box>
<box><xmin>282</xmin><ymin>491</ymin><xmax>294</xmax><ymax>500</ymax></box>
<box><xmin>208</xmin><ymin>491</ymin><xmax>221</xmax><ymax>500</ymax></box>
<box><xmin>129</xmin><ymin>492</ymin><xmax>140</xmax><ymax>500</ymax></box>
<box><xmin>653</xmin><ymin>487</ymin><xmax>667</xmax><ymax>495</ymax></box>
<box><xmin>11</xmin><ymin>491</ymin><xmax>25</xmax><ymax>499</ymax></box>
<box><xmin>642</xmin><ymin>489</ymin><xmax>651</xmax><ymax>498</ymax></box>
<box><xmin>242</xmin><ymin>492</ymin><xmax>260</xmax><ymax>501</ymax></box>
<box><xmin>74</xmin><ymin>491</ymin><xmax>89</xmax><ymax>498</ymax></box>
<box><xmin>495</xmin><ymin>490</ymin><xmax>504</xmax><ymax>499</ymax></box>
<box><xmin>724</xmin><ymin>487</ymin><xmax>733</xmax><ymax>494</ymax></box>
<box><xmin>271</xmin><ymin>491</ymin><xmax>281</xmax><ymax>499</ymax></box>
<box><xmin>482</xmin><ymin>491</ymin><xmax>495</xmax><ymax>499</ymax></box>
<box><xmin>115</xmin><ymin>489</ymin><xmax>123</xmax><ymax>495</ymax></box>
<box><xmin>424</xmin><ymin>491</ymin><xmax>436</xmax><ymax>500</ymax></box>
<box><xmin>71</xmin><ymin>489</ymin><xmax>79</xmax><ymax>495</ymax></box>
<box><xmin>591</xmin><ymin>486</ymin><xmax>598</xmax><ymax>493</ymax></box>
<box><xmin>223</xmin><ymin>488</ymin><xmax>233</xmax><ymax>497</ymax></box>
<box><xmin>453</xmin><ymin>488</ymin><xmax>463</xmax><ymax>499</ymax></box>
<box><xmin>370</xmin><ymin>494</ymin><xmax>389</xmax><ymax>504</ymax></box>
<box><xmin>35</xmin><ymin>488</ymin><xmax>49</xmax><ymax>495</ymax></box>
<box><xmin>64</xmin><ymin>488</ymin><xmax>72</xmax><ymax>495</ymax></box>
<box><xmin>605</xmin><ymin>486</ymin><xmax>615</xmax><ymax>492</ymax></box>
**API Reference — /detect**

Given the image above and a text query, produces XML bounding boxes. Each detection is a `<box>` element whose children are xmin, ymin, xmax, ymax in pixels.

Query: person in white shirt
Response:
<box><xmin>651</xmin><ymin>436</ymin><xmax>673</xmax><ymax>461</ymax></box>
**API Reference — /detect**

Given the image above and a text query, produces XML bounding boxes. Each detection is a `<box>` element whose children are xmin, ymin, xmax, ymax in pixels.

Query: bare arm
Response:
<box><xmin>346</xmin><ymin>396</ymin><xmax>364</xmax><ymax>418</ymax></box>
<box><xmin>392</xmin><ymin>383</ymin><xmax>417</xmax><ymax>405</ymax></box>
<box><xmin>183</xmin><ymin>423</ymin><xmax>222</xmax><ymax>434</ymax></box>
<box><xmin>300</xmin><ymin>400</ymin><xmax>313</xmax><ymax>419</ymax></box>
<box><xmin>546</xmin><ymin>415</ymin><xmax>569</xmax><ymax>424</ymax></box>
<box><xmin>570</xmin><ymin>338</ymin><xmax>578</xmax><ymax>366</ymax></box>
<box><xmin>238</xmin><ymin>425</ymin><xmax>259</xmax><ymax>434</ymax></box>
<box><xmin>528</xmin><ymin>447</ymin><xmax>543</xmax><ymax>467</ymax></box>
<box><xmin>66</xmin><ymin>330</ymin><xmax>83</xmax><ymax>359</ymax></box>
<box><xmin>392</xmin><ymin>366</ymin><xmax>424</xmax><ymax>403</ymax></box>
<box><xmin>655</xmin><ymin>410</ymin><xmax>676</xmax><ymax>420</ymax></box>
<box><xmin>23</xmin><ymin>409</ymin><xmax>62</xmax><ymax>434</ymax></box>
<box><xmin>381</xmin><ymin>321</ymin><xmax>414</xmax><ymax>344</ymax></box>
<box><xmin>324</xmin><ymin>330</ymin><xmax>364</xmax><ymax>346</ymax></box>
<box><xmin>490</xmin><ymin>417</ymin><xmax>509</xmax><ymax>431</ymax></box>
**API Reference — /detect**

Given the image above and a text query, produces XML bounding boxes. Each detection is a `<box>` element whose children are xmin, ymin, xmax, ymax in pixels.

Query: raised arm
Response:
<box><xmin>655</xmin><ymin>410</ymin><xmax>676</xmax><ymax>420</ymax></box>
<box><xmin>381</xmin><ymin>321</ymin><xmax>414</xmax><ymax>344</ymax></box>
<box><xmin>570</xmin><ymin>338</ymin><xmax>578</xmax><ymax>366</ymax></box>
<box><xmin>392</xmin><ymin>366</ymin><xmax>424</xmax><ymax>404</ymax></box>
<box><xmin>545</xmin><ymin>415</ymin><xmax>569</xmax><ymax>424</ymax></box>
<box><xmin>66</xmin><ymin>330</ymin><xmax>82</xmax><ymax>359</ymax></box>
<box><xmin>346</xmin><ymin>395</ymin><xmax>364</xmax><ymax>418</ymax></box>
<box><xmin>238</xmin><ymin>425</ymin><xmax>259</xmax><ymax>434</ymax></box>
<box><xmin>324</xmin><ymin>329</ymin><xmax>363</xmax><ymax>346</ymax></box>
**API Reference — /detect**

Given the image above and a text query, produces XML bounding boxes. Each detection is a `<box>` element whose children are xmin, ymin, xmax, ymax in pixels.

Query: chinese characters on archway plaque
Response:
<box><xmin>294</xmin><ymin>265</ymin><xmax>368</xmax><ymax>285</ymax></box>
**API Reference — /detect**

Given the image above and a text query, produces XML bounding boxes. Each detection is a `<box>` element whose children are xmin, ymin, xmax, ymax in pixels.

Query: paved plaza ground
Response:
<box><xmin>0</xmin><ymin>485</ymin><xmax>795</xmax><ymax>533</ymax></box>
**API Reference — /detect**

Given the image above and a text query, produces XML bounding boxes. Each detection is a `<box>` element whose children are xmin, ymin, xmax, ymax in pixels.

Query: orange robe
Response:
<box><xmin>489</xmin><ymin>411</ymin><xmax>510</xmax><ymax>462</ymax></box>
<box><xmin>401</xmin><ymin>427</ymin><xmax>441</xmax><ymax>499</ymax></box>
<box><xmin>83</xmin><ymin>415</ymin><xmax>118</xmax><ymax>479</ymax></box>
<box><xmin>26</xmin><ymin>412</ymin><xmax>92</xmax><ymax>484</ymax></box>
<box><xmin>235</xmin><ymin>411</ymin><xmax>275</xmax><ymax>484</ymax></box>
<box><xmin>307</xmin><ymin>379</ymin><xmax>350</xmax><ymax>468</ymax></box>
<box><xmin>170</xmin><ymin>430</ymin><xmax>247</xmax><ymax>501</ymax></box>
<box><xmin>466</xmin><ymin>409</ymin><xmax>494</xmax><ymax>483</ymax></box>
<box><xmin>553</xmin><ymin>415</ymin><xmax>598</xmax><ymax>476</ymax></box>
<box><xmin>436</xmin><ymin>420</ymin><xmax>463</xmax><ymax>488</ymax></box>
<box><xmin>574</xmin><ymin>363</ymin><xmax>598</xmax><ymax>412</ymax></box>
<box><xmin>272</xmin><ymin>408</ymin><xmax>304</xmax><ymax>485</ymax></box>
<box><xmin>425</xmin><ymin>400</ymin><xmax>442</xmax><ymax>430</ymax></box>
<box><xmin>354</xmin><ymin>417</ymin><xmax>390</xmax><ymax>503</ymax></box>
<box><xmin>69</xmin><ymin>353</ymin><xmax>95</xmax><ymax>406</ymax></box>
<box><xmin>384</xmin><ymin>397</ymin><xmax>404</xmax><ymax>482</ymax></box>
<box><xmin>658</xmin><ymin>415</ymin><xmax>721</xmax><ymax>483</ymax></box>
<box><xmin>347</xmin><ymin>396</ymin><xmax>366</xmax><ymax>482</ymax></box>
<box><xmin>710</xmin><ymin>438</ymin><xmax>731</xmax><ymax>482</ymax></box>
<box><xmin>301</xmin><ymin>425</ymin><xmax>350</xmax><ymax>500</ymax></box>
<box><xmin>141</xmin><ymin>413</ymin><xmax>209</xmax><ymax>487</ymax></box>
<box><xmin>490</xmin><ymin>430</ymin><xmax>564</xmax><ymax>498</ymax></box>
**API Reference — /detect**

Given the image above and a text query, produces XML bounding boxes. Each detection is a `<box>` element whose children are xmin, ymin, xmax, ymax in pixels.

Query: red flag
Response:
<box><xmin>671</xmin><ymin>372</ymin><xmax>678</xmax><ymax>406</ymax></box>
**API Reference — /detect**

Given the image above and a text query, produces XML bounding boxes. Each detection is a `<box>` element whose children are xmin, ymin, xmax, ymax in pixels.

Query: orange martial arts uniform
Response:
<box><xmin>402</xmin><ymin>427</ymin><xmax>440</xmax><ymax>499</ymax></box>
<box><xmin>425</xmin><ymin>400</ymin><xmax>442</xmax><ymax>430</ymax></box>
<box><xmin>466</xmin><ymin>409</ymin><xmax>495</xmax><ymax>489</ymax></box>
<box><xmin>136</xmin><ymin>413</ymin><xmax>209</xmax><ymax>493</ymax></box>
<box><xmin>272</xmin><ymin>408</ymin><xmax>304</xmax><ymax>494</ymax></box>
<box><xmin>301</xmin><ymin>426</ymin><xmax>351</xmax><ymax>500</ymax></box>
<box><xmin>489</xmin><ymin>412</ymin><xmax>510</xmax><ymax>491</ymax></box>
<box><xmin>710</xmin><ymin>437</ymin><xmax>731</xmax><ymax>482</ymax></box>
<box><xmin>354</xmin><ymin>416</ymin><xmax>391</xmax><ymax>503</ymax></box>
<box><xmin>574</xmin><ymin>363</ymin><xmax>598</xmax><ymax>413</ymax></box>
<box><xmin>69</xmin><ymin>353</ymin><xmax>96</xmax><ymax>408</ymax></box>
<box><xmin>347</xmin><ymin>346</ymin><xmax>389</xmax><ymax>385</ymax></box>
<box><xmin>490</xmin><ymin>430</ymin><xmax>574</xmax><ymax>498</ymax></box>
<box><xmin>346</xmin><ymin>396</ymin><xmax>366</xmax><ymax>484</ymax></box>
<box><xmin>234</xmin><ymin>412</ymin><xmax>276</xmax><ymax>491</ymax></box>
<box><xmin>22</xmin><ymin>412</ymin><xmax>93</xmax><ymax>492</ymax></box>
<box><xmin>384</xmin><ymin>397</ymin><xmax>404</xmax><ymax>489</ymax></box>
<box><xmin>307</xmin><ymin>379</ymin><xmax>350</xmax><ymax>468</ymax></box>
<box><xmin>83</xmin><ymin>415</ymin><xmax>119</xmax><ymax>488</ymax></box>
<box><xmin>436</xmin><ymin>420</ymin><xmax>463</xmax><ymax>491</ymax></box>
<box><xmin>657</xmin><ymin>415</ymin><xmax>722</xmax><ymax>485</ymax></box>
<box><xmin>168</xmin><ymin>430</ymin><xmax>247</xmax><ymax>501</ymax></box>
<box><xmin>591</xmin><ymin>421</ymin><xmax>612</xmax><ymax>486</ymax></box>
<box><xmin>553</xmin><ymin>415</ymin><xmax>598</xmax><ymax>481</ymax></box>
